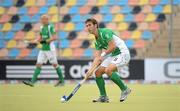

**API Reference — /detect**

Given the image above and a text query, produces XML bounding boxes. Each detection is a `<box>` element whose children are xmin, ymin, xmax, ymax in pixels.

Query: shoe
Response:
<box><xmin>22</xmin><ymin>80</ymin><xmax>34</xmax><ymax>87</ymax></box>
<box><xmin>92</xmin><ymin>96</ymin><xmax>109</xmax><ymax>103</ymax></box>
<box><xmin>120</xmin><ymin>88</ymin><xmax>131</xmax><ymax>102</ymax></box>
<box><xmin>54</xmin><ymin>80</ymin><xmax>65</xmax><ymax>87</ymax></box>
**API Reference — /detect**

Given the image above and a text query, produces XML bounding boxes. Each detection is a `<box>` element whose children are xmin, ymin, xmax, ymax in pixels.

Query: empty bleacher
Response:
<box><xmin>143</xmin><ymin>8</ymin><xmax>180</xmax><ymax>58</ymax></box>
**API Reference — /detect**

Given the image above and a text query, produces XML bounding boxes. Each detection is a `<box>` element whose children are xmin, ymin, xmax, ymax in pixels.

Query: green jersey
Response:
<box><xmin>40</xmin><ymin>24</ymin><xmax>56</xmax><ymax>51</ymax></box>
<box><xmin>95</xmin><ymin>28</ymin><xmax>129</xmax><ymax>56</ymax></box>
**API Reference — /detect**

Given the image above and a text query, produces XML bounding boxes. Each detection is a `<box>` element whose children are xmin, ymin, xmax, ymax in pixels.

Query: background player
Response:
<box><xmin>23</xmin><ymin>15</ymin><xmax>64</xmax><ymax>87</ymax></box>
<box><xmin>85</xmin><ymin>18</ymin><xmax>131</xmax><ymax>102</ymax></box>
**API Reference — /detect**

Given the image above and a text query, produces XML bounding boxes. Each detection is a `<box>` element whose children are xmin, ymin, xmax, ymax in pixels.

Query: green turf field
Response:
<box><xmin>0</xmin><ymin>83</ymin><xmax>180</xmax><ymax>111</ymax></box>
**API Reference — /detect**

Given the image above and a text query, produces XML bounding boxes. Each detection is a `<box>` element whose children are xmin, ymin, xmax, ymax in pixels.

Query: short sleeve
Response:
<box><xmin>39</xmin><ymin>26</ymin><xmax>42</xmax><ymax>36</ymax></box>
<box><xmin>95</xmin><ymin>42</ymin><xmax>101</xmax><ymax>50</ymax></box>
<box><xmin>105</xmin><ymin>31</ymin><xmax>113</xmax><ymax>42</ymax></box>
<box><xmin>50</xmin><ymin>25</ymin><xmax>56</xmax><ymax>35</ymax></box>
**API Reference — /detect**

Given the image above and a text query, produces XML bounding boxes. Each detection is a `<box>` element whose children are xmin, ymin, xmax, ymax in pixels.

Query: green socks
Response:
<box><xmin>31</xmin><ymin>67</ymin><xmax>41</xmax><ymax>83</ymax></box>
<box><xmin>31</xmin><ymin>66</ymin><xmax>64</xmax><ymax>83</ymax></box>
<box><xmin>110</xmin><ymin>72</ymin><xmax>127</xmax><ymax>91</ymax></box>
<box><xmin>95</xmin><ymin>72</ymin><xmax>127</xmax><ymax>96</ymax></box>
<box><xmin>95</xmin><ymin>76</ymin><xmax>107</xmax><ymax>96</ymax></box>
<box><xmin>56</xmin><ymin>66</ymin><xmax>64</xmax><ymax>82</ymax></box>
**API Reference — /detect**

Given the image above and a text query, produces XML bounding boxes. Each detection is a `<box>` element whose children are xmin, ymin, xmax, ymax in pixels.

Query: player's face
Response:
<box><xmin>86</xmin><ymin>22</ymin><xmax>97</xmax><ymax>34</ymax></box>
<box><xmin>41</xmin><ymin>17</ymin><xmax>49</xmax><ymax>25</ymax></box>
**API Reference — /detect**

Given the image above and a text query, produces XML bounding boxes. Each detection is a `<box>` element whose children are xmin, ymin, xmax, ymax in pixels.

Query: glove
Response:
<box><xmin>40</xmin><ymin>40</ymin><xmax>47</xmax><ymax>44</ymax></box>
<box><xmin>27</xmin><ymin>43</ymin><xmax>37</xmax><ymax>49</ymax></box>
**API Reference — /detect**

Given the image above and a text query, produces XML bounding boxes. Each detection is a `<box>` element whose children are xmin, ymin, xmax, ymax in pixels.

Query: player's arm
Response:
<box><xmin>92</xmin><ymin>50</ymin><xmax>102</xmax><ymax>67</ymax></box>
<box><xmin>46</xmin><ymin>34</ymin><xmax>57</xmax><ymax>43</ymax></box>
<box><xmin>101</xmin><ymin>40</ymin><xmax>116</xmax><ymax>57</ymax></box>
<box><xmin>27</xmin><ymin>35</ymin><xmax>42</xmax><ymax>44</ymax></box>
<box><xmin>85</xmin><ymin>50</ymin><xmax>102</xmax><ymax>78</ymax></box>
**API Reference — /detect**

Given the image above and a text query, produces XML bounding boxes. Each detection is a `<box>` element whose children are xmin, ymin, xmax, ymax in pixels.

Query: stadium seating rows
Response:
<box><xmin>0</xmin><ymin>0</ymin><xmax>180</xmax><ymax>58</ymax></box>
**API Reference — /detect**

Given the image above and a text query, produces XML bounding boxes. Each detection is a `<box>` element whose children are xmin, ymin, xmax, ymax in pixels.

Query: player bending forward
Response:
<box><xmin>85</xmin><ymin>18</ymin><xmax>131</xmax><ymax>102</ymax></box>
<box><xmin>23</xmin><ymin>15</ymin><xmax>64</xmax><ymax>87</ymax></box>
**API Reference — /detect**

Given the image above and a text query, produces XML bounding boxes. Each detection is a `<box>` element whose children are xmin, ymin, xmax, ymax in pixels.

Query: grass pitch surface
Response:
<box><xmin>0</xmin><ymin>83</ymin><xmax>179</xmax><ymax>111</ymax></box>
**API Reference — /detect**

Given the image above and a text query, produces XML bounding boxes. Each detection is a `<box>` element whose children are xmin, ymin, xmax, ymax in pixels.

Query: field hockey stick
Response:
<box><xmin>62</xmin><ymin>63</ymin><xmax>100</xmax><ymax>102</ymax></box>
<box><xmin>24</xmin><ymin>40</ymin><xmax>37</xmax><ymax>49</ymax></box>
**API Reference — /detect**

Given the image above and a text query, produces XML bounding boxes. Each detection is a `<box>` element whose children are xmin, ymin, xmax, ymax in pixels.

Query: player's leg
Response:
<box><xmin>31</xmin><ymin>64</ymin><xmax>42</xmax><ymax>83</ymax></box>
<box><xmin>95</xmin><ymin>67</ymin><xmax>106</xmax><ymax>96</ymax></box>
<box><xmin>105</xmin><ymin>64</ymin><xmax>127</xmax><ymax>91</ymax></box>
<box><xmin>106</xmin><ymin>53</ymin><xmax>131</xmax><ymax>102</ymax></box>
<box><xmin>105</xmin><ymin>64</ymin><xmax>131</xmax><ymax>102</ymax></box>
<box><xmin>48</xmin><ymin>51</ymin><xmax>64</xmax><ymax>86</ymax></box>
<box><xmin>53</xmin><ymin>64</ymin><xmax>64</xmax><ymax>86</ymax></box>
<box><xmin>23</xmin><ymin>64</ymin><xmax>42</xmax><ymax>87</ymax></box>
<box><xmin>93</xmin><ymin>66</ymin><xmax>109</xmax><ymax>102</ymax></box>
<box><xmin>23</xmin><ymin>51</ymin><xmax>45</xmax><ymax>86</ymax></box>
<box><xmin>93</xmin><ymin>57</ymin><xmax>111</xmax><ymax>103</ymax></box>
<box><xmin>31</xmin><ymin>51</ymin><xmax>47</xmax><ymax>83</ymax></box>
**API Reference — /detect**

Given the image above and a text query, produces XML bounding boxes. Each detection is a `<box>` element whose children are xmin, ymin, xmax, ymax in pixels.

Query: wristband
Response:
<box><xmin>100</xmin><ymin>52</ymin><xmax>106</xmax><ymax>57</ymax></box>
<box><xmin>40</xmin><ymin>40</ymin><xmax>47</xmax><ymax>44</ymax></box>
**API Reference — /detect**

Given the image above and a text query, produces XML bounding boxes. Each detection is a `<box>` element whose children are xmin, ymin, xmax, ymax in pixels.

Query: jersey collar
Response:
<box><xmin>96</xmin><ymin>28</ymin><xmax>102</xmax><ymax>40</ymax></box>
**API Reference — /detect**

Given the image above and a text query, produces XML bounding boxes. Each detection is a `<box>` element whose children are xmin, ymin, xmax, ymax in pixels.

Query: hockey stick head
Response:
<box><xmin>61</xmin><ymin>95</ymin><xmax>68</xmax><ymax>103</ymax></box>
<box><xmin>60</xmin><ymin>84</ymin><xmax>81</xmax><ymax>103</ymax></box>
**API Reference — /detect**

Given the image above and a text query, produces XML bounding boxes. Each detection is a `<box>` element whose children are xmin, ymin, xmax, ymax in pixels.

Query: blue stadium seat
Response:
<box><xmin>69</xmin><ymin>6</ymin><xmax>79</xmax><ymax>14</ymax></box>
<box><xmin>103</xmin><ymin>14</ymin><xmax>113</xmax><ymax>22</ymax></box>
<box><xmin>142</xmin><ymin>31</ymin><xmax>153</xmax><ymax>40</ymax></box>
<box><xmin>125</xmin><ymin>39</ymin><xmax>134</xmax><ymax>48</ymax></box>
<box><xmin>0</xmin><ymin>39</ymin><xmax>6</xmax><ymax>48</ymax></box>
<box><xmin>124</xmin><ymin>14</ymin><xmax>134</xmax><ymax>22</ymax></box>
<box><xmin>120</xmin><ymin>6</ymin><xmax>132</xmax><ymax>14</ymax></box>
<box><xmin>72</xmin><ymin>14</ymin><xmax>82</xmax><ymax>22</ymax></box>
<box><xmin>20</xmin><ymin>15</ymin><xmax>31</xmax><ymax>23</ymax></box>
<box><xmin>76</xmin><ymin>0</ymin><xmax>87</xmax><ymax>6</ymax></box>
<box><xmin>118</xmin><ymin>0</ymin><xmax>128</xmax><ymax>6</ymax></box>
<box><xmin>4</xmin><ymin>31</ymin><xmax>15</xmax><ymax>40</ymax></box>
<box><xmin>60</xmin><ymin>39</ymin><xmax>70</xmax><ymax>48</ymax></box>
<box><xmin>75</xmin><ymin>22</ymin><xmax>84</xmax><ymax>31</ymax></box>
<box><xmin>0</xmin><ymin>32</ymin><xmax>4</xmax><ymax>39</ymax></box>
<box><xmin>160</xmin><ymin>0</ymin><xmax>170</xmax><ymax>5</ymax></box>
<box><xmin>31</xmin><ymin>14</ymin><xmax>40</xmax><ymax>23</ymax></box>
<box><xmin>12</xmin><ymin>23</ymin><xmax>23</xmax><ymax>31</ymax></box>
<box><xmin>28</xmin><ymin>48</ymin><xmax>39</xmax><ymax>58</ymax></box>
<box><xmin>100</xmin><ymin>6</ymin><xmax>110</xmax><ymax>14</ymax></box>
<box><xmin>108</xmin><ymin>0</ymin><xmax>117</xmax><ymax>5</ymax></box>
<box><xmin>84</xmin><ymin>48</ymin><xmax>93</xmax><ymax>57</ymax></box>
<box><xmin>39</xmin><ymin>6</ymin><xmax>49</xmax><ymax>14</ymax></box>
<box><xmin>1</xmin><ymin>0</ymin><xmax>13</xmax><ymax>7</ymax></box>
<box><xmin>46</xmin><ymin>0</ymin><xmax>57</xmax><ymax>6</ymax></box>
<box><xmin>152</xmin><ymin>5</ymin><xmax>163</xmax><ymax>13</ymax></box>
<box><xmin>18</xmin><ymin>7</ymin><xmax>28</xmax><ymax>14</ymax></box>
<box><xmin>81</xmin><ymin>14</ymin><xmax>91</xmax><ymax>21</ymax></box>
<box><xmin>58</xmin><ymin>31</ymin><xmax>68</xmax><ymax>40</ymax></box>
<box><xmin>173</xmin><ymin>0</ymin><xmax>180</xmax><ymax>5</ymax></box>
<box><xmin>8</xmin><ymin>48</ymin><xmax>20</xmax><ymax>58</ymax></box>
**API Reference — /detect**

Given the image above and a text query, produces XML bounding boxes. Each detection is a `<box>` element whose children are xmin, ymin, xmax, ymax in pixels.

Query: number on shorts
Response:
<box><xmin>113</xmin><ymin>58</ymin><xmax>118</xmax><ymax>61</ymax></box>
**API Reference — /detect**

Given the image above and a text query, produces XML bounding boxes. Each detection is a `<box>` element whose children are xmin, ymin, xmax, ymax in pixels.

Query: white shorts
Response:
<box><xmin>37</xmin><ymin>50</ymin><xmax>58</xmax><ymax>64</ymax></box>
<box><xmin>100</xmin><ymin>52</ymin><xmax>130</xmax><ymax>70</ymax></box>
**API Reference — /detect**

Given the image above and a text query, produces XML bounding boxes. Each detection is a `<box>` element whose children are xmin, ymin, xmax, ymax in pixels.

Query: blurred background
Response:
<box><xmin>0</xmin><ymin>0</ymin><xmax>180</xmax><ymax>111</ymax></box>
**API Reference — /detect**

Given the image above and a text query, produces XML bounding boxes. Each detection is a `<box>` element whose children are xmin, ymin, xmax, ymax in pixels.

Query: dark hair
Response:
<box><xmin>85</xmin><ymin>18</ymin><xmax>99</xmax><ymax>28</ymax></box>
